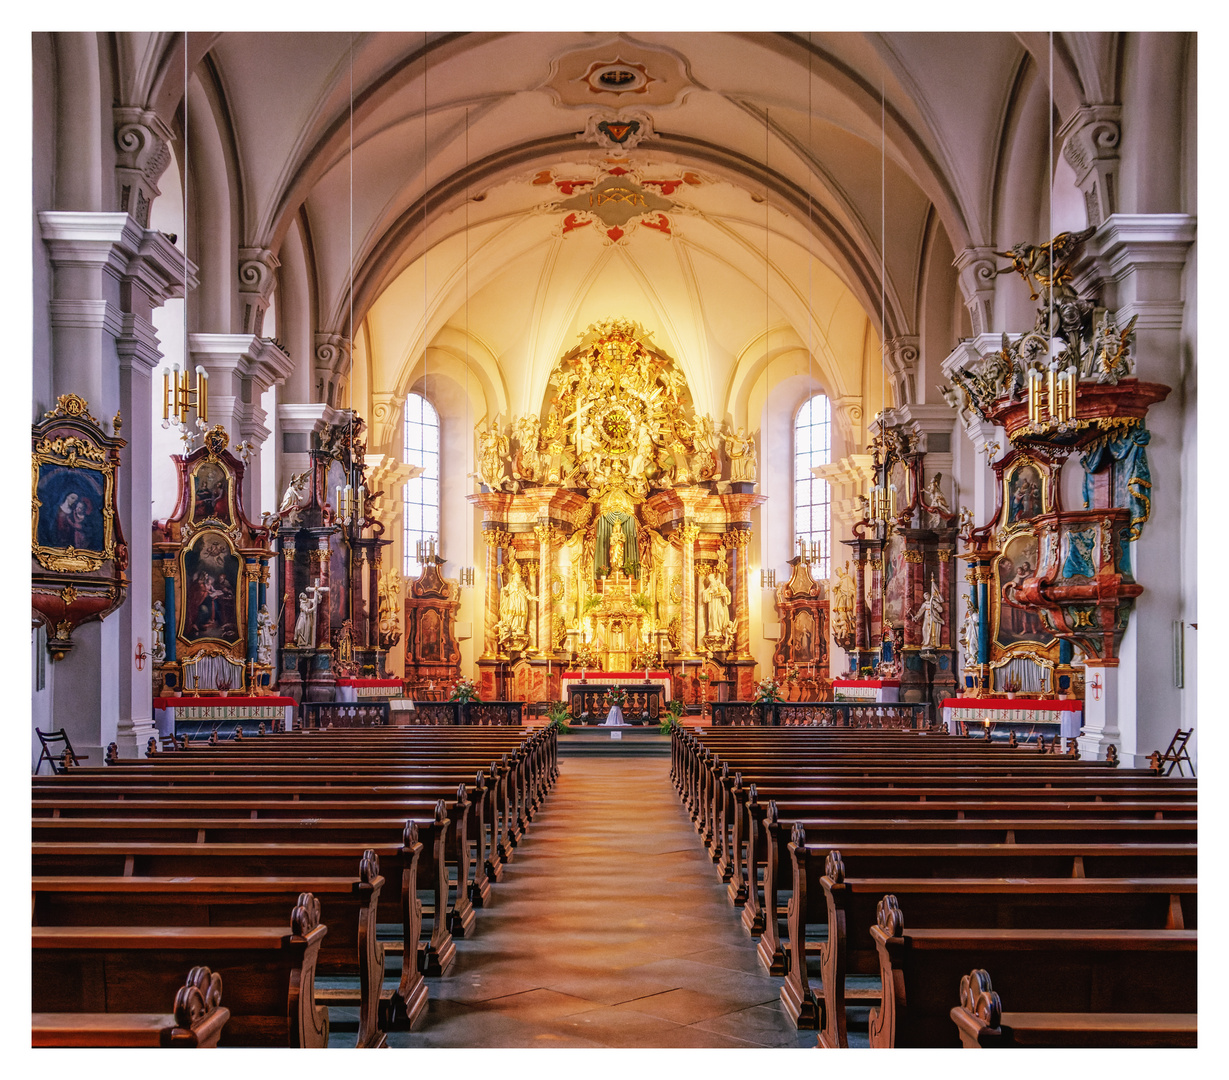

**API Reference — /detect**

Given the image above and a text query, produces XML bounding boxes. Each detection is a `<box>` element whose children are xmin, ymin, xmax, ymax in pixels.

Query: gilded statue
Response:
<box><xmin>1087</xmin><ymin>312</ymin><xmax>1139</xmax><ymax>384</ymax></box>
<box><xmin>477</xmin><ymin>421</ymin><xmax>510</xmax><ymax>491</ymax></box>
<box><xmin>831</xmin><ymin>562</ymin><xmax>856</xmax><ymax>646</ymax></box>
<box><xmin>994</xmin><ymin>226</ymin><xmax>1095</xmax><ymax>304</ymax></box>
<box><xmin>497</xmin><ymin>560</ymin><xmax>539</xmax><ymax>645</ymax></box>
<box><xmin>701</xmin><ymin>572</ymin><xmax>732</xmax><ymax>645</ymax></box>
<box><xmin>512</xmin><ymin>414</ymin><xmax>542</xmax><ymax>483</ymax></box>
<box><xmin>723</xmin><ymin>425</ymin><xmax>757</xmax><ymax>483</ymax></box>
<box><xmin>151</xmin><ymin>601</ymin><xmax>166</xmax><ymax>662</ymax></box>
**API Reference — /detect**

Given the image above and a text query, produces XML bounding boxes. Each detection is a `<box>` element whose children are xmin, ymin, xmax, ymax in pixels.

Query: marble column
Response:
<box><xmin>868</xmin><ymin>550</ymin><xmax>884</xmax><ymax>649</ymax></box>
<box><xmin>280</xmin><ymin>535</ymin><xmax>298</xmax><ymax>648</ymax></box>
<box><xmin>482</xmin><ymin>529</ymin><xmax>510</xmax><ymax>659</ymax></box>
<box><xmin>903</xmin><ymin>549</ymin><xmax>924</xmax><ymax>647</ymax></box>
<box><xmin>724</xmin><ymin>528</ymin><xmax>752</xmax><ymax>659</ymax></box>
<box><xmin>678</xmin><ymin>522</ymin><xmax>700</xmax><ymax>658</ymax></box>
<box><xmin>534</xmin><ymin>523</ymin><xmax>556</xmax><ymax>657</ymax></box>
<box><xmin>852</xmin><ymin>550</ymin><xmax>869</xmax><ymax>657</ymax></box>
<box><xmin>1077</xmin><ymin>660</ymin><xmax>1121</xmax><ymax>762</ymax></box>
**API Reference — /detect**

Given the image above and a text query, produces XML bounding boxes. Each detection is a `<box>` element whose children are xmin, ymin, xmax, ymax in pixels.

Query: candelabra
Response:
<box><xmin>796</xmin><ymin>537</ymin><xmax>821</xmax><ymax>567</ymax></box>
<box><xmin>415</xmin><ymin>536</ymin><xmax>437</xmax><ymax>562</ymax></box>
<box><xmin>161</xmin><ymin>364</ymin><xmax>209</xmax><ymax>430</ymax></box>
<box><xmin>1027</xmin><ymin>356</ymin><xmax>1079</xmax><ymax>429</ymax></box>
<box><xmin>335</xmin><ymin>482</ymin><xmax>366</xmax><ymax>526</ymax></box>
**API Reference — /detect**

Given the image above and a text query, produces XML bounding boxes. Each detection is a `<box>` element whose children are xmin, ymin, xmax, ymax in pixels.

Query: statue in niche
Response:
<box><xmin>701</xmin><ymin>572</ymin><xmax>732</xmax><ymax>645</ymax></box>
<box><xmin>831</xmin><ymin>561</ymin><xmax>856</xmax><ymax>645</ymax></box>
<box><xmin>924</xmin><ymin>473</ymin><xmax>951</xmax><ymax>521</ymax></box>
<box><xmin>256</xmin><ymin>604</ymin><xmax>277</xmax><ymax>665</ymax></box>
<box><xmin>497</xmin><ymin>560</ymin><xmax>539</xmax><ymax>645</ymax></box>
<box><xmin>594</xmin><ymin>486</ymin><xmax>639</xmax><ymax>579</ymax></box>
<box><xmin>151</xmin><ymin>601</ymin><xmax>166</xmax><ymax>662</ymax></box>
<box><xmin>278</xmin><ymin>469</ymin><xmax>310</xmax><ymax>522</ymax></box>
<box><xmin>723</xmin><ymin>425</ymin><xmax>758</xmax><ymax>483</ymax></box>
<box><xmin>959</xmin><ymin>595</ymin><xmax>979</xmax><ymax>657</ymax></box>
<box><xmin>911</xmin><ymin>574</ymin><xmax>945</xmax><ymax>650</ymax></box>
<box><xmin>294</xmin><ymin>586</ymin><xmax>326</xmax><ymax>648</ymax></box>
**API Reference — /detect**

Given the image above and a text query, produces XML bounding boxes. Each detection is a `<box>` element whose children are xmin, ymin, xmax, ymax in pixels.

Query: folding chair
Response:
<box><xmin>1158</xmin><ymin>728</ymin><xmax>1195</xmax><ymax>777</ymax></box>
<box><xmin>34</xmin><ymin>728</ymin><xmax>90</xmax><ymax>775</ymax></box>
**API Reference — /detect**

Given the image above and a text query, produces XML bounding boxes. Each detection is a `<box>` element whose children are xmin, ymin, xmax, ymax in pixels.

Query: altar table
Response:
<box><xmin>560</xmin><ymin>670</ymin><xmax>672</xmax><ymax>702</ymax></box>
<box><xmin>153</xmin><ymin>696</ymin><xmax>297</xmax><ymax>737</ymax></box>
<box><xmin>941</xmin><ymin>697</ymin><xmax>1083</xmax><ymax>739</ymax></box>
<box><xmin>833</xmin><ymin>679</ymin><xmax>900</xmax><ymax>703</ymax></box>
<box><xmin>335</xmin><ymin>677</ymin><xmax>405</xmax><ymax>702</ymax></box>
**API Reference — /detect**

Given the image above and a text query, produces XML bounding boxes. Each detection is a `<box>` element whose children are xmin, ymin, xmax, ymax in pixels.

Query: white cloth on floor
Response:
<box><xmin>604</xmin><ymin>706</ymin><xmax>624</xmax><ymax>726</ymax></box>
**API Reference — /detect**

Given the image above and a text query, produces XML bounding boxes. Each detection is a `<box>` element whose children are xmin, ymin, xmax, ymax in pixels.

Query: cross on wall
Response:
<box><xmin>1091</xmin><ymin>674</ymin><xmax>1103</xmax><ymax>701</ymax></box>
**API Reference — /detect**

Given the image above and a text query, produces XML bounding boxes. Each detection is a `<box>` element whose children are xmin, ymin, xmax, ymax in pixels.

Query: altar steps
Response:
<box><xmin>556</xmin><ymin>727</ymin><xmax>671</xmax><ymax>757</ymax></box>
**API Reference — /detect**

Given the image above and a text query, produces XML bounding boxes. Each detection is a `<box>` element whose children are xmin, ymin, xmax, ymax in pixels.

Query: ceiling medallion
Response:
<box><xmin>534</xmin><ymin>163</ymin><xmax>702</xmax><ymax>244</ymax></box>
<box><xmin>579</xmin><ymin>58</ymin><xmax>654</xmax><ymax>96</ymax></box>
<box><xmin>579</xmin><ymin>110</ymin><xmax>656</xmax><ymax>151</ymax></box>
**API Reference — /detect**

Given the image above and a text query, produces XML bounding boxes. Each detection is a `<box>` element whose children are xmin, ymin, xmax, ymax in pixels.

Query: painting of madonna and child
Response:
<box><xmin>35</xmin><ymin>464</ymin><xmax>107</xmax><ymax>554</ymax></box>
<box><xmin>995</xmin><ymin>533</ymin><xmax>1051</xmax><ymax>648</ymax></box>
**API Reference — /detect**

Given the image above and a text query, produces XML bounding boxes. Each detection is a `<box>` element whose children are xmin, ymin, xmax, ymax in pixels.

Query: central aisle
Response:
<box><xmin>388</xmin><ymin>753</ymin><xmax>814</xmax><ymax>1048</ymax></box>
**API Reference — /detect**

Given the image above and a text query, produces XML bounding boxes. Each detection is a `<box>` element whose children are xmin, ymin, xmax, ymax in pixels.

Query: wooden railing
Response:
<box><xmin>707</xmin><ymin>700</ymin><xmax>934</xmax><ymax>729</ymax></box>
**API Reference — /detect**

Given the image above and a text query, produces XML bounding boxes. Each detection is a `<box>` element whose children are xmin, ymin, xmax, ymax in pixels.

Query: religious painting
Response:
<box><xmin>994</xmin><ymin>533</ymin><xmax>1049</xmax><ymax>648</ymax></box>
<box><xmin>1005</xmin><ymin>461</ymin><xmax>1045</xmax><ymax>525</ymax></box>
<box><xmin>420</xmin><ymin>608</ymin><xmax>443</xmax><ymax>661</ymax></box>
<box><xmin>790</xmin><ymin>608</ymin><xmax>816</xmax><ymax>662</ymax></box>
<box><xmin>1061</xmin><ymin>527</ymin><xmax>1098</xmax><ymax>580</ymax></box>
<box><xmin>189</xmin><ymin>460</ymin><xmax>231</xmax><ymax>524</ymax></box>
<box><xmin>34</xmin><ymin>462</ymin><xmax>107</xmax><ymax>557</ymax></box>
<box><xmin>180</xmin><ymin>530</ymin><xmax>242</xmax><ymax>644</ymax></box>
<box><xmin>882</xmin><ymin>529</ymin><xmax>907</xmax><ymax>627</ymax></box>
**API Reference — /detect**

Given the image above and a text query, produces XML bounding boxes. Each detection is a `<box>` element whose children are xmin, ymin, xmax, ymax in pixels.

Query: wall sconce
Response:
<box><xmin>796</xmin><ymin>538</ymin><xmax>821</xmax><ymax>567</ymax></box>
<box><xmin>760</xmin><ymin>569</ymin><xmax>776</xmax><ymax>589</ymax></box>
<box><xmin>458</xmin><ymin>566</ymin><xmax>475</xmax><ymax>588</ymax></box>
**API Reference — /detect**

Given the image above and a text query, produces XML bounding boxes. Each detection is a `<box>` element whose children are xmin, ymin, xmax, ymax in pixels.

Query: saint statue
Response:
<box><xmin>723</xmin><ymin>426</ymin><xmax>758</xmax><ymax>483</ymax></box>
<box><xmin>151</xmin><ymin>601</ymin><xmax>166</xmax><ymax>662</ymax></box>
<box><xmin>924</xmin><ymin>473</ymin><xmax>951</xmax><ymax>518</ymax></box>
<box><xmin>959</xmin><ymin>596</ymin><xmax>979</xmax><ymax>657</ymax></box>
<box><xmin>256</xmin><ymin>604</ymin><xmax>277</xmax><ymax>665</ymax></box>
<box><xmin>497</xmin><ymin>560</ymin><xmax>539</xmax><ymax>644</ymax></box>
<box><xmin>609</xmin><ymin>527</ymin><xmax>626</xmax><ymax>577</ymax></box>
<box><xmin>701</xmin><ymin>572</ymin><xmax>732</xmax><ymax>643</ymax></box>
<box><xmin>278</xmin><ymin>470</ymin><xmax>309</xmax><ymax>516</ymax></box>
<box><xmin>477</xmin><ymin>421</ymin><xmax>510</xmax><ymax>491</ymax></box>
<box><xmin>911</xmin><ymin>574</ymin><xmax>945</xmax><ymax>649</ymax></box>
<box><xmin>294</xmin><ymin>587</ymin><xmax>326</xmax><ymax>648</ymax></box>
<box><xmin>831</xmin><ymin>562</ymin><xmax>856</xmax><ymax>643</ymax></box>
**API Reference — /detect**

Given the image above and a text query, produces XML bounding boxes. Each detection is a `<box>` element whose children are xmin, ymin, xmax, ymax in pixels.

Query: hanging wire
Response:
<box><xmin>182</xmin><ymin>32</ymin><xmax>188</xmax><ymax>409</ymax></box>
<box><xmin>880</xmin><ymin>75</ymin><xmax>887</xmax><ymax>434</ymax></box>
<box><xmin>348</xmin><ymin>33</ymin><xmax>355</xmax><ymax>495</ymax></box>
<box><xmin>1048</xmin><ymin>31</ymin><xmax>1054</xmax><ymax>346</ymax></box>
<box><xmin>465</xmin><ymin>104</ymin><xmax>472</xmax><ymax>583</ymax></box>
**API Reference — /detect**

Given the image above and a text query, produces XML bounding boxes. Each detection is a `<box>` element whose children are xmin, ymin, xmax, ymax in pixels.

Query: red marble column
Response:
<box><xmin>853</xmin><ymin>552</ymin><xmax>869</xmax><ymax>654</ymax></box>
<box><xmin>481</xmin><ymin>529</ymin><xmax>507</xmax><ymax>659</ymax></box>
<box><xmin>725</xmin><ymin>528</ymin><xmax>752</xmax><ymax>659</ymax></box>
<box><xmin>535</xmin><ymin>523</ymin><xmax>554</xmax><ymax>656</ymax></box>
<box><xmin>936</xmin><ymin>548</ymin><xmax>952</xmax><ymax>647</ymax></box>
<box><xmin>313</xmin><ymin>538</ymin><xmax>331</xmax><ymax>649</ymax></box>
<box><xmin>869</xmin><ymin>551</ymin><xmax>884</xmax><ymax>648</ymax></box>
<box><xmin>679</xmin><ymin>521</ymin><xmax>700</xmax><ymax>657</ymax></box>
<box><xmin>903</xmin><ymin>549</ymin><xmax>924</xmax><ymax>647</ymax></box>
<box><xmin>281</xmin><ymin>536</ymin><xmax>297</xmax><ymax>648</ymax></box>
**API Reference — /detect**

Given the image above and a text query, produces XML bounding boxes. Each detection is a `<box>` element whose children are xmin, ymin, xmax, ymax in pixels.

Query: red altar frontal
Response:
<box><xmin>941</xmin><ymin>696</ymin><xmax>1083</xmax><ymax>739</ymax></box>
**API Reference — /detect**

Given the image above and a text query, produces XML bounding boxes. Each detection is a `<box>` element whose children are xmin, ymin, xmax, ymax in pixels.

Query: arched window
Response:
<box><xmin>794</xmin><ymin>394</ymin><xmax>831</xmax><ymax>580</ymax></box>
<box><xmin>403</xmin><ymin>392</ymin><xmax>440</xmax><ymax>577</ymax></box>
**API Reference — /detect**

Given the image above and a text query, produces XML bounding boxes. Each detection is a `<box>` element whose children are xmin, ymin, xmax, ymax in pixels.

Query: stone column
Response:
<box><xmin>39</xmin><ymin>211</ymin><xmax>194</xmax><ymax>761</ymax></box>
<box><xmin>1077</xmin><ymin>660</ymin><xmax>1121</xmax><ymax>762</ymax></box>
<box><xmin>868</xmin><ymin>549</ymin><xmax>884</xmax><ymax>649</ymax></box>
<box><xmin>678</xmin><ymin>522</ymin><xmax>700</xmax><ymax>658</ymax></box>
<box><xmin>936</xmin><ymin>548</ymin><xmax>953</xmax><ymax>648</ymax></box>
<box><xmin>1075</xmin><ymin>214</ymin><xmax>1196</xmax><ymax>763</ymax></box>
<box><xmin>280</xmin><ymin>535</ymin><xmax>297</xmax><ymax>648</ymax></box>
<box><xmin>277</xmin><ymin>402</ymin><xmax>339</xmax><ymax>494</ymax></box>
<box><xmin>314</xmin><ymin>332</ymin><xmax>351</xmax><ymax>410</ymax></box>
<box><xmin>903</xmin><ymin>548</ymin><xmax>924</xmax><ymax>647</ymax></box>
<box><xmin>724</xmin><ymin>528</ymin><xmax>752</xmax><ymax>659</ymax></box>
<box><xmin>188</xmin><ymin>333</ymin><xmax>293</xmax><ymax>513</ymax></box>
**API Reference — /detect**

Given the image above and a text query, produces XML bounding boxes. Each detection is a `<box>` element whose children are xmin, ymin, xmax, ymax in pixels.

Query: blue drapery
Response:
<box><xmin>1081</xmin><ymin>425</ymin><xmax>1152</xmax><ymax>541</ymax></box>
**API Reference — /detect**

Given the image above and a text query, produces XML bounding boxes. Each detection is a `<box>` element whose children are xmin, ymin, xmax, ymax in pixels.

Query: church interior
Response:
<box><xmin>29</xmin><ymin>29</ymin><xmax>1199</xmax><ymax>1053</ymax></box>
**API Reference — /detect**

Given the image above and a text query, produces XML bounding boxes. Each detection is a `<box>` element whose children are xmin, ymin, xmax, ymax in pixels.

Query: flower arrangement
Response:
<box><xmin>753</xmin><ymin>676</ymin><xmax>783</xmax><ymax>704</ymax></box>
<box><xmin>604</xmin><ymin>686</ymin><xmax>628</xmax><ymax>710</ymax></box>
<box><xmin>783</xmin><ymin>663</ymin><xmax>800</xmax><ymax>684</ymax></box>
<box><xmin>1002</xmin><ymin>673</ymin><xmax>1022</xmax><ymax>698</ymax></box>
<box><xmin>448</xmin><ymin>676</ymin><xmax>480</xmax><ymax>703</ymax></box>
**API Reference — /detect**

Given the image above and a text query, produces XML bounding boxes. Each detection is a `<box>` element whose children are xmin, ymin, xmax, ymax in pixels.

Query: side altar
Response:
<box><xmin>468</xmin><ymin>319</ymin><xmax>767</xmax><ymax>701</ymax></box>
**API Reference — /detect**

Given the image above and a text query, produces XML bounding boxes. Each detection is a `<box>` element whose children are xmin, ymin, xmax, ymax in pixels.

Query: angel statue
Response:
<box><xmin>994</xmin><ymin>226</ymin><xmax>1095</xmax><ymax>304</ymax></box>
<box><xmin>278</xmin><ymin>469</ymin><xmax>310</xmax><ymax>521</ymax></box>
<box><xmin>923</xmin><ymin>473</ymin><xmax>952</xmax><ymax>524</ymax></box>
<box><xmin>1087</xmin><ymin>312</ymin><xmax>1139</xmax><ymax>385</ymax></box>
<box><xmin>477</xmin><ymin>421</ymin><xmax>510</xmax><ymax>491</ymax></box>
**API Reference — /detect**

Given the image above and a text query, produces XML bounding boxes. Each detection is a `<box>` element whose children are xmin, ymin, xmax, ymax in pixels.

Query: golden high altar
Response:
<box><xmin>468</xmin><ymin>319</ymin><xmax>766</xmax><ymax>702</ymax></box>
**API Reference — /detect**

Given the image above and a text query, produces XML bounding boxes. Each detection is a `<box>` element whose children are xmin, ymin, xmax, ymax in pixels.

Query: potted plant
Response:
<box><xmin>660</xmin><ymin>696</ymin><xmax>684</xmax><ymax>734</ymax></box>
<box><xmin>1002</xmin><ymin>673</ymin><xmax>1022</xmax><ymax>700</ymax></box>
<box><xmin>545</xmin><ymin>698</ymin><xmax>572</xmax><ymax>734</ymax></box>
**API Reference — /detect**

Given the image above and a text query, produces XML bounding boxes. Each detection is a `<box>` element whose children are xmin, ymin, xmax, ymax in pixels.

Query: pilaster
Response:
<box><xmin>883</xmin><ymin>336</ymin><xmax>920</xmax><ymax>406</ymax></box>
<box><xmin>113</xmin><ymin>107</ymin><xmax>174</xmax><ymax>229</ymax></box>
<box><xmin>1058</xmin><ymin>105</ymin><xmax>1122</xmax><ymax>228</ymax></box>
<box><xmin>315</xmin><ymin>332</ymin><xmax>352</xmax><ymax>409</ymax></box>
<box><xmin>237</xmin><ymin>247</ymin><xmax>281</xmax><ymax>336</ymax></box>
<box><xmin>953</xmin><ymin>247</ymin><xmax>1001</xmax><ymax>337</ymax></box>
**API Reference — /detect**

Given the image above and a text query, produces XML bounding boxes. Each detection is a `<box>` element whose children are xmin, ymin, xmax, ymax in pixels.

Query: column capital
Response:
<box><xmin>883</xmin><ymin>336</ymin><xmax>920</xmax><ymax>406</ymax></box>
<box><xmin>830</xmin><ymin>396</ymin><xmax>864</xmax><ymax>447</ymax></box>
<box><xmin>1058</xmin><ymin>104</ymin><xmax>1121</xmax><ymax>227</ymax></box>
<box><xmin>953</xmin><ymin>246</ymin><xmax>1001</xmax><ymax>337</ymax></box>
<box><xmin>370</xmin><ymin>391</ymin><xmax>402</xmax><ymax>452</ymax></box>
<box><xmin>315</xmin><ymin>332</ymin><xmax>352</xmax><ymax>405</ymax></box>
<box><xmin>114</xmin><ymin>106</ymin><xmax>175</xmax><ymax>228</ymax></box>
<box><xmin>238</xmin><ymin>247</ymin><xmax>281</xmax><ymax>336</ymax></box>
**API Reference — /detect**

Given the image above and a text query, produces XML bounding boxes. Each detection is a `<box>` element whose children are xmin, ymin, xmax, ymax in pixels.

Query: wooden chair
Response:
<box><xmin>35</xmin><ymin>728</ymin><xmax>89</xmax><ymax>775</ymax></box>
<box><xmin>1152</xmin><ymin>728</ymin><xmax>1195</xmax><ymax>777</ymax></box>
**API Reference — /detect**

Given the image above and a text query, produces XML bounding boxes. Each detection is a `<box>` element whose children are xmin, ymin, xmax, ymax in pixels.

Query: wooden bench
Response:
<box><xmin>794</xmin><ymin>841</ymin><xmax>1197</xmax><ymax>1043</ymax></box>
<box><xmin>32</xmin><ymin>964</ymin><xmax>230</xmax><ymax>1048</ymax></box>
<box><xmin>950</xmin><ymin>967</ymin><xmax>1198</xmax><ymax>1048</ymax></box>
<box><xmin>32</xmin><ymin>895</ymin><xmax>331</xmax><ymax>1048</ymax></box>
<box><xmin>32</xmin><ymin>849</ymin><xmax>405</xmax><ymax>1046</ymax></box>
<box><xmin>867</xmin><ymin>897</ymin><xmax>1197</xmax><ymax>1048</ymax></box>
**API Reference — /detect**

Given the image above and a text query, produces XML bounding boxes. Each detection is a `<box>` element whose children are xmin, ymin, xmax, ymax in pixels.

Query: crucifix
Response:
<box><xmin>1091</xmin><ymin>673</ymin><xmax>1103</xmax><ymax>700</ymax></box>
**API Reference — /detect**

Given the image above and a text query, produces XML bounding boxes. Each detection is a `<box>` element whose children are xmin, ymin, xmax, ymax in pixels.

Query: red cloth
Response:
<box><xmin>941</xmin><ymin>697</ymin><xmax>1082</xmax><ymax>712</ymax></box>
<box><xmin>154</xmin><ymin>696</ymin><xmax>296</xmax><ymax>708</ymax></box>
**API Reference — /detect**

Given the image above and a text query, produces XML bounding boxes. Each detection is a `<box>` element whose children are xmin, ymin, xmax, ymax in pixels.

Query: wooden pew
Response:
<box><xmin>32</xmin><ymin>895</ymin><xmax>331</xmax><ymax>1048</ymax></box>
<box><xmin>32</xmin><ymin>848</ymin><xmax>404</xmax><ymax>1046</ymax></box>
<box><xmin>794</xmin><ymin>841</ymin><xmax>1197</xmax><ymax>1044</ymax></box>
<box><xmin>32</xmin><ymin>965</ymin><xmax>230</xmax><ymax>1048</ymax></box>
<box><xmin>950</xmin><ymin>967</ymin><xmax>1198</xmax><ymax>1048</ymax></box>
<box><xmin>867</xmin><ymin>897</ymin><xmax>1197</xmax><ymax>1048</ymax></box>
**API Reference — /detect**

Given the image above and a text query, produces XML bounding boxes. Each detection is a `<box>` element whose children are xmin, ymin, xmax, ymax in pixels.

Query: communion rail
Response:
<box><xmin>707</xmin><ymin>700</ymin><xmax>933</xmax><ymax>729</ymax></box>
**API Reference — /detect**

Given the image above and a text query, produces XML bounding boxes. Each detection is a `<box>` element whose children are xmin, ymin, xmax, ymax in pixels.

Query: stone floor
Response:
<box><xmin>331</xmin><ymin>754</ymin><xmax>818</xmax><ymax>1049</ymax></box>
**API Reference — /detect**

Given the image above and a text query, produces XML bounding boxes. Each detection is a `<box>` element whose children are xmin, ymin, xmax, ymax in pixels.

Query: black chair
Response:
<box><xmin>34</xmin><ymin>728</ymin><xmax>90</xmax><ymax>775</ymax></box>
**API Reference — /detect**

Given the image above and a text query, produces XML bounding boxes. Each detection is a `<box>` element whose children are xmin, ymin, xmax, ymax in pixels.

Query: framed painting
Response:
<box><xmin>1003</xmin><ymin>458</ymin><xmax>1047</xmax><ymax>527</ymax></box>
<box><xmin>189</xmin><ymin>458</ymin><xmax>233</xmax><ymax>525</ymax></box>
<box><xmin>32</xmin><ymin>432</ymin><xmax>117</xmax><ymax>573</ymax></box>
<box><xmin>179</xmin><ymin>529</ymin><xmax>243</xmax><ymax>645</ymax></box>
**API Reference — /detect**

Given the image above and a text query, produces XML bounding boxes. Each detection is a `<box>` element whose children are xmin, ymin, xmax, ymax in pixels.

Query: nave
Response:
<box><xmin>345</xmin><ymin>753</ymin><xmax>817</xmax><ymax>1050</ymax></box>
